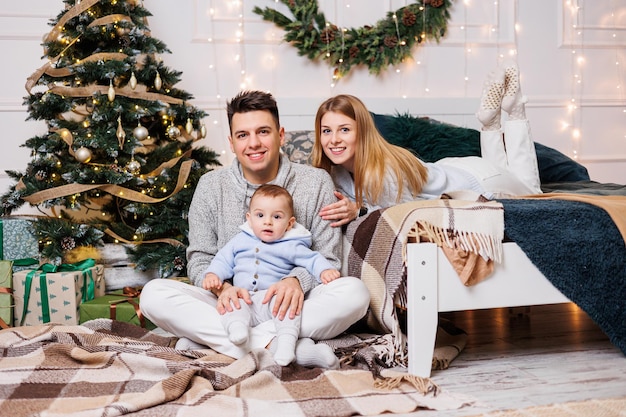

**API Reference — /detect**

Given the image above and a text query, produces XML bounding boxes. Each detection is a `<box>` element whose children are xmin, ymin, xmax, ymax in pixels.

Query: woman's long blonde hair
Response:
<box><xmin>311</xmin><ymin>94</ymin><xmax>428</xmax><ymax>208</ymax></box>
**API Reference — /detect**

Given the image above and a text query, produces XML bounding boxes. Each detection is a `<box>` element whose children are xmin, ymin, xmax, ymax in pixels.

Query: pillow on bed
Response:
<box><xmin>371</xmin><ymin>112</ymin><xmax>590</xmax><ymax>183</ymax></box>
<box><xmin>283</xmin><ymin>130</ymin><xmax>314</xmax><ymax>165</ymax></box>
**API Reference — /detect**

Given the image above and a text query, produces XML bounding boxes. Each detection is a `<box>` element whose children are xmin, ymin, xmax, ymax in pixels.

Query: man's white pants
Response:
<box><xmin>140</xmin><ymin>277</ymin><xmax>370</xmax><ymax>359</ymax></box>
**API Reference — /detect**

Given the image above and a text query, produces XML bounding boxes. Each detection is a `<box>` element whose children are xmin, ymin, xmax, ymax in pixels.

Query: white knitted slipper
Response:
<box><xmin>476</xmin><ymin>67</ymin><xmax>505</xmax><ymax>130</ymax></box>
<box><xmin>501</xmin><ymin>59</ymin><xmax>527</xmax><ymax>119</ymax></box>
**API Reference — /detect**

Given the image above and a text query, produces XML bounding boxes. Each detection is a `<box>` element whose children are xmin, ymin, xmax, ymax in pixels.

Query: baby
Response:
<box><xmin>203</xmin><ymin>184</ymin><xmax>341</xmax><ymax>366</ymax></box>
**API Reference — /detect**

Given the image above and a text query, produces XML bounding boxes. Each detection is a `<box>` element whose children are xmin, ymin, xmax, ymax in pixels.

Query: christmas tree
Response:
<box><xmin>0</xmin><ymin>0</ymin><xmax>220</xmax><ymax>278</ymax></box>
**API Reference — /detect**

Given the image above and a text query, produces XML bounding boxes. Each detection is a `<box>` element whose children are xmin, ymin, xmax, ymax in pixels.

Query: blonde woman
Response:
<box><xmin>313</xmin><ymin>61</ymin><xmax>542</xmax><ymax>227</ymax></box>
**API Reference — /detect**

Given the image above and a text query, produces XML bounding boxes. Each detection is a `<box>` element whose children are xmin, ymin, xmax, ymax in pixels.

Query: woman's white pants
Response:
<box><xmin>479</xmin><ymin>119</ymin><xmax>542</xmax><ymax>196</ymax></box>
<box><xmin>140</xmin><ymin>277</ymin><xmax>370</xmax><ymax>359</ymax></box>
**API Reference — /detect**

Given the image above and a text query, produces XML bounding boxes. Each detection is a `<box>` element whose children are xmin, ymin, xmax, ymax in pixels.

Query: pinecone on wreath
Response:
<box><xmin>384</xmin><ymin>35</ymin><xmax>399</xmax><ymax>48</ymax></box>
<box><xmin>402</xmin><ymin>9</ymin><xmax>417</xmax><ymax>26</ymax></box>
<box><xmin>349</xmin><ymin>45</ymin><xmax>360</xmax><ymax>58</ymax></box>
<box><xmin>320</xmin><ymin>27</ymin><xmax>336</xmax><ymax>43</ymax></box>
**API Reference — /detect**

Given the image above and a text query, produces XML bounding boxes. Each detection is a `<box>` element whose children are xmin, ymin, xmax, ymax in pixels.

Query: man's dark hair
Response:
<box><xmin>226</xmin><ymin>90</ymin><xmax>280</xmax><ymax>133</ymax></box>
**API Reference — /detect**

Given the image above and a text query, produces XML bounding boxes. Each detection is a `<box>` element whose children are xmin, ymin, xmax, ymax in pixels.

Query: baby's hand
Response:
<box><xmin>320</xmin><ymin>269</ymin><xmax>341</xmax><ymax>284</ymax></box>
<box><xmin>202</xmin><ymin>272</ymin><xmax>222</xmax><ymax>291</ymax></box>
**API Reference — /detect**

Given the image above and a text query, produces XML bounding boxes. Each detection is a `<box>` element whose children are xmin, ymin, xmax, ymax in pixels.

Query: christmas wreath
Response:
<box><xmin>253</xmin><ymin>0</ymin><xmax>453</xmax><ymax>79</ymax></box>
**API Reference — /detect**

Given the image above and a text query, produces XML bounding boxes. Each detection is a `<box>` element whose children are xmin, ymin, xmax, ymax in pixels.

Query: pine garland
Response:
<box><xmin>253</xmin><ymin>0</ymin><xmax>453</xmax><ymax>79</ymax></box>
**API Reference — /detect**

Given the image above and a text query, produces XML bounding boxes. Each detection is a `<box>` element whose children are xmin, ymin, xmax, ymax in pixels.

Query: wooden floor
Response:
<box><xmin>397</xmin><ymin>303</ymin><xmax>626</xmax><ymax>416</ymax></box>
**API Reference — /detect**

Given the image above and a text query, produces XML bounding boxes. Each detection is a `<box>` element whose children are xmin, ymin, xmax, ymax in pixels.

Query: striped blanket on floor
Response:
<box><xmin>0</xmin><ymin>320</ymin><xmax>475</xmax><ymax>417</ymax></box>
<box><xmin>345</xmin><ymin>197</ymin><xmax>505</xmax><ymax>367</ymax></box>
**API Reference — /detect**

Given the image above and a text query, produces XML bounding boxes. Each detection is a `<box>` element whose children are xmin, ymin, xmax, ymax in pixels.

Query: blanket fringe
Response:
<box><xmin>374</xmin><ymin>374</ymin><xmax>439</xmax><ymax>396</ymax></box>
<box><xmin>406</xmin><ymin>221</ymin><xmax>502</xmax><ymax>263</ymax></box>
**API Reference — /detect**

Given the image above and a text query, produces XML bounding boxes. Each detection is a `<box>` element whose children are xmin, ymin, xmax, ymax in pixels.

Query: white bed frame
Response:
<box><xmin>405</xmin><ymin>242</ymin><xmax>570</xmax><ymax>377</ymax></box>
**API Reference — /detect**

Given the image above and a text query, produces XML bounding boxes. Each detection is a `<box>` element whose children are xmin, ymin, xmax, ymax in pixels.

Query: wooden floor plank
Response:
<box><xmin>395</xmin><ymin>303</ymin><xmax>626</xmax><ymax>416</ymax></box>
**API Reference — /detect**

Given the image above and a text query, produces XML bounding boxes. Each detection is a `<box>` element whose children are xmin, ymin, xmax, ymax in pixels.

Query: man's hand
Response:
<box><xmin>262</xmin><ymin>277</ymin><xmax>304</xmax><ymax>320</ymax></box>
<box><xmin>213</xmin><ymin>282</ymin><xmax>252</xmax><ymax>315</ymax></box>
<box><xmin>319</xmin><ymin>190</ymin><xmax>359</xmax><ymax>227</ymax></box>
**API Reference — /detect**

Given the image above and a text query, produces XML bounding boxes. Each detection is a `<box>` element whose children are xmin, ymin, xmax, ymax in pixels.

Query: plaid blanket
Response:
<box><xmin>345</xmin><ymin>197</ymin><xmax>504</xmax><ymax>366</ymax></box>
<box><xmin>0</xmin><ymin>320</ymin><xmax>474</xmax><ymax>417</ymax></box>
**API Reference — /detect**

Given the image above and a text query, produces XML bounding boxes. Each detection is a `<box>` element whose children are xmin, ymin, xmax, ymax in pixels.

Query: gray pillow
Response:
<box><xmin>283</xmin><ymin>130</ymin><xmax>314</xmax><ymax>164</ymax></box>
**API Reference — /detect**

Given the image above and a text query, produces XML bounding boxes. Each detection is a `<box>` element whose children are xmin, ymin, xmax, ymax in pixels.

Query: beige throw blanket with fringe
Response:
<box><xmin>0</xmin><ymin>320</ymin><xmax>474</xmax><ymax>416</ymax></box>
<box><xmin>346</xmin><ymin>196</ymin><xmax>504</xmax><ymax>366</ymax></box>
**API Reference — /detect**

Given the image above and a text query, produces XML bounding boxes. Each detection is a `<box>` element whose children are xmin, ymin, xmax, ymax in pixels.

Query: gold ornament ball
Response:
<box><xmin>75</xmin><ymin>147</ymin><xmax>92</xmax><ymax>163</ymax></box>
<box><xmin>133</xmin><ymin>125</ymin><xmax>149</xmax><ymax>141</ymax></box>
<box><xmin>166</xmin><ymin>125</ymin><xmax>181</xmax><ymax>139</ymax></box>
<box><xmin>116</xmin><ymin>26</ymin><xmax>130</xmax><ymax>36</ymax></box>
<box><xmin>126</xmin><ymin>159</ymin><xmax>141</xmax><ymax>175</ymax></box>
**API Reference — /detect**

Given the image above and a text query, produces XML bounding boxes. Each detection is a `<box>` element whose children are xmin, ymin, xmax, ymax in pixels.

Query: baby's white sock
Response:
<box><xmin>227</xmin><ymin>321</ymin><xmax>249</xmax><ymax>345</ymax></box>
<box><xmin>294</xmin><ymin>338</ymin><xmax>339</xmax><ymax>370</ymax></box>
<box><xmin>175</xmin><ymin>337</ymin><xmax>208</xmax><ymax>351</ymax></box>
<box><xmin>270</xmin><ymin>334</ymin><xmax>298</xmax><ymax>366</ymax></box>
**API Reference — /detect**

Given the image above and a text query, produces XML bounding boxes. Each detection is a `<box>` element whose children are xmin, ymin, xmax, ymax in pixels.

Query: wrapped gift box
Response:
<box><xmin>0</xmin><ymin>261</ymin><xmax>13</xmax><ymax>328</ymax></box>
<box><xmin>13</xmin><ymin>261</ymin><xmax>105</xmax><ymax>326</ymax></box>
<box><xmin>79</xmin><ymin>287</ymin><xmax>156</xmax><ymax>330</ymax></box>
<box><xmin>0</xmin><ymin>217</ymin><xmax>39</xmax><ymax>272</ymax></box>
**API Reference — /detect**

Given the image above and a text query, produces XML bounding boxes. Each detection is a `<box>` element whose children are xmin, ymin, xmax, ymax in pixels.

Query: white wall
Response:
<box><xmin>1</xmin><ymin>0</ymin><xmax>625</xmax><ymax>214</ymax></box>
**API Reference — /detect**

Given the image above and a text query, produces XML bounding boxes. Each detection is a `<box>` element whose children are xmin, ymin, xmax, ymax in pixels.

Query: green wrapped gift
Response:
<box><xmin>0</xmin><ymin>217</ymin><xmax>39</xmax><ymax>271</ymax></box>
<box><xmin>13</xmin><ymin>260</ymin><xmax>105</xmax><ymax>326</ymax></box>
<box><xmin>0</xmin><ymin>260</ymin><xmax>13</xmax><ymax>328</ymax></box>
<box><xmin>79</xmin><ymin>287</ymin><xmax>156</xmax><ymax>330</ymax></box>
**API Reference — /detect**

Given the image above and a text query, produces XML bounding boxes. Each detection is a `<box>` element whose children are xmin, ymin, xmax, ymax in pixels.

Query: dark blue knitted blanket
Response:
<box><xmin>500</xmin><ymin>199</ymin><xmax>626</xmax><ymax>355</ymax></box>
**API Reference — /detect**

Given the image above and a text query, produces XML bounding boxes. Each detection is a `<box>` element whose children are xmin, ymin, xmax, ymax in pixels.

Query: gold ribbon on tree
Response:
<box><xmin>48</xmin><ymin>83</ymin><xmax>184</xmax><ymax>105</ymax></box>
<box><xmin>20</xmin><ymin>154</ymin><xmax>193</xmax><ymax>206</ymax></box>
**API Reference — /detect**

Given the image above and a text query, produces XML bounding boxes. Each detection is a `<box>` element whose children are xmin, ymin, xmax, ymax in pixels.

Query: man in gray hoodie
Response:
<box><xmin>140</xmin><ymin>90</ymin><xmax>370</xmax><ymax>369</ymax></box>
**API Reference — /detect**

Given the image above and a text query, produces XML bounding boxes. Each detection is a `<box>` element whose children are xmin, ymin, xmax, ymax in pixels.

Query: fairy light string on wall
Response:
<box><xmin>568</xmin><ymin>0</ymin><xmax>584</xmax><ymax>161</ymax></box>
<box><xmin>462</xmin><ymin>0</ymin><xmax>469</xmax><ymax>96</ymax></box>
<box><xmin>611</xmin><ymin>0</ymin><xmax>626</xmax><ymax>138</ymax></box>
<box><xmin>206</xmin><ymin>2</ymin><xmax>226</xmax><ymax>158</ymax></box>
